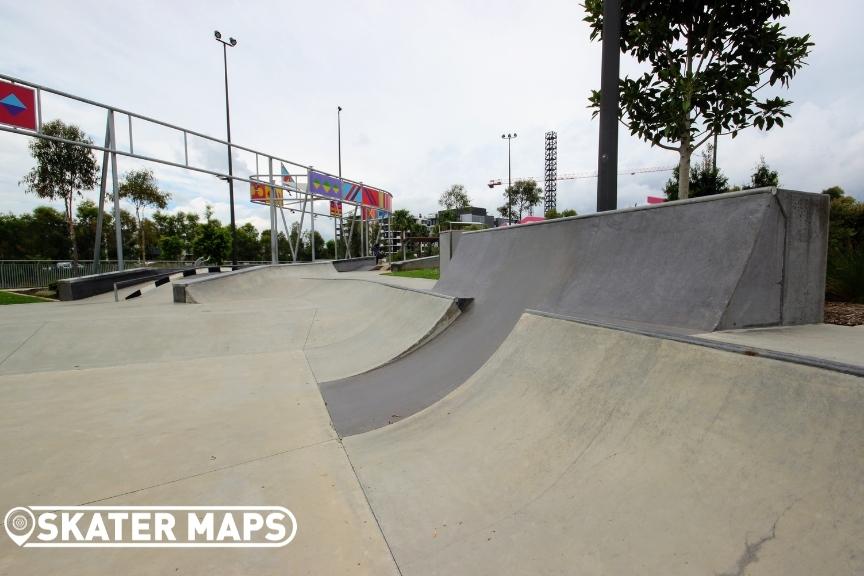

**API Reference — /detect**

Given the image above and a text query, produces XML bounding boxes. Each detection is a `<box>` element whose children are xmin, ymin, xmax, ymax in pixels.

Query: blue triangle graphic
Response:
<box><xmin>1</xmin><ymin>93</ymin><xmax>26</xmax><ymax>116</ymax></box>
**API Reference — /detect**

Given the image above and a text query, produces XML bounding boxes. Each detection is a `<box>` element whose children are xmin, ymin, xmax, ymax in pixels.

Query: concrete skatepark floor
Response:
<box><xmin>1</xmin><ymin>191</ymin><xmax>863</xmax><ymax>575</ymax></box>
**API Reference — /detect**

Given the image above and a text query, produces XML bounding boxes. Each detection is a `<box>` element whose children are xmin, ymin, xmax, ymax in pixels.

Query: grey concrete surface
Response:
<box><xmin>0</xmin><ymin>350</ymin><xmax>399</xmax><ymax>575</ymax></box>
<box><xmin>345</xmin><ymin>313</ymin><xmax>864</xmax><ymax>575</ymax></box>
<box><xmin>322</xmin><ymin>189</ymin><xmax>830</xmax><ymax>436</ymax></box>
<box><xmin>696</xmin><ymin>323</ymin><xmax>864</xmax><ymax>367</ymax></box>
<box><xmin>390</xmin><ymin>255</ymin><xmax>439</xmax><ymax>272</ymax></box>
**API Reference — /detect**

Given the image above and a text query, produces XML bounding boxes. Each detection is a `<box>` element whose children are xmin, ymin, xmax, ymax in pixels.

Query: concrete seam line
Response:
<box><xmin>525</xmin><ymin>309</ymin><xmax>864</xmax><ymax>378</ymax></box>
<box><xmin>0</xmin><ymin>321</ymin><xmax>47</xmax><ymax>368</ymax></box>
<box><xmin>340</xmin><ymin>442</ymin><xmax>405</xmax><ymax>576</ymax></box>
<box><xmin>300</xmin><ymin>312</ymin><xmax>399</xmax><ymax>571</ymax></box>
<box><xmin>297</xmin><ymin>275</ymin><xmax>457</xmax><ymax>302</ymax></box>
<box><xmin>714</xmin><ymin>197</ymin><xmax>774</xmax><ymax>330</ymax></box>
<box><xmin>77</xmin><ymin>437</ymin><xmax>338</xmax><ymax>506</ymax></box>
<box><xmin>303</xmin><ymin>308</ymin><xmax>318</xmax><ymax>350</ymax></box>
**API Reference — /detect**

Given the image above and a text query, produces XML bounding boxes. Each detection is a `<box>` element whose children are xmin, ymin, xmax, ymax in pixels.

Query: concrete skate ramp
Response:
<box><xmin>176</xmin><ymin>263</ymin><xmax>463</xmax><ymax>381</ymax></box>
<box><xmin>322</xmin><ymin>189</ymin><xmax>829</xmax><ymax>436</ymax></box>
<box><xmin>345</xmin><ymin>313</ymin><xmax>864</xmax><ymax>575</ymax></box>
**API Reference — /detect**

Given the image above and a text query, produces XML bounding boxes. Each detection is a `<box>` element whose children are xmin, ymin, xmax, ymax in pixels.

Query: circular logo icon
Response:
<box><xmin>4</xmin><ymin>507</ymin><xmax>35</xmax><ymax>546</ymax></box>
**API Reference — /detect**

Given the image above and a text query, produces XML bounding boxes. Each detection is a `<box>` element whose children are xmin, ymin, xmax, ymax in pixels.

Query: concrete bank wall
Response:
<box><xmin>390</xmin><ymin>256</ymin><xmax>439</xmax><ymax>272</ymax></box>
<box><xmin>321</xmin><ymin>189</ymin><xmax>829</xmax><ymax>436</ymax></box>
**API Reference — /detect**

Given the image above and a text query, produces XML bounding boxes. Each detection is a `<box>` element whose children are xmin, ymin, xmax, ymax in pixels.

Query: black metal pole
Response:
<box><xmin>338</xmin><ymin>106</ymin><xmax>342</xmax><ymax>178</ymax></box>
<box><xmin>507</xmin><ymin>138</ymin><xmax>512</xmax><ymax>223</ymax></box>
<box><xmin>221</xmin><ymin>40</ymin><xmax>238</xmax><ymax>265</ymax></box>
<box><xmin>596</xmin><ymin>0</ymin><xmax>620</xmax><ymax>212</ymax></box>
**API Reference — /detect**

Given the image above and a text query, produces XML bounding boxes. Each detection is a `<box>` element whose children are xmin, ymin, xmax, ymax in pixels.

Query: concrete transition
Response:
<box><xmin>345</xmin><ymin>312</ymin><xmax>864</xmax><ymax>575</ymax></box>
<box><xmin>322</xmin><ymin>188</ymin><xmax>830</xmax><ymax>436</ymax></box>
<box><xmin>3</xmin><ymin>188</ymin><xmax>860</xmax><ymax>575</ymax></box>
<box><xmin>390</xmin><ymin>255</ymin><xmax>439</xmax><ymax>272</ymax></box>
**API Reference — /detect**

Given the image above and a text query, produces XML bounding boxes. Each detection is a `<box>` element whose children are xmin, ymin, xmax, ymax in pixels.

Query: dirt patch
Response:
<box><xmin>824</xmin><ymin>301</ymin><xmax>864</xmax><ymax>326</ymax></box>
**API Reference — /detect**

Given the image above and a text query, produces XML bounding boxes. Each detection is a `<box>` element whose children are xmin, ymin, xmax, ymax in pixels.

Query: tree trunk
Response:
<box><xmin>66</xmin><ymin>193</ymin><xmax>80</xmax><ymax>267</ymax></box>
<box><xmin>678</xmin><ymin>138</ymin><xmax>692</xmax><ymax>200</ymax></box>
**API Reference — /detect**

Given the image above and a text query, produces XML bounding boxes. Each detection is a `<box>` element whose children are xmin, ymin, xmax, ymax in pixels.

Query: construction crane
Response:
<box><xmin>487</xmin><ymin>164</ymin><xmax>675</xmax><ymax>188</ymax></box>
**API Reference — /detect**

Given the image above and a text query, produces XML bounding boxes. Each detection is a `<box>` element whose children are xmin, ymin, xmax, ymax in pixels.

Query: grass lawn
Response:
<box><xmin>0</xmin><ymin>291</ymin><xmax>50</xmax><ymax>305</ymax></box>
<box><xmin>383</xmin><ymin>268</ymin><xmax>440</xmax><ymax>280</ymax></box>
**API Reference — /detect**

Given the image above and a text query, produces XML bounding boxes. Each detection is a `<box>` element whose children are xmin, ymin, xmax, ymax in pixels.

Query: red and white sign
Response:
<box><xmin>0</xmin><ymin>81</ymin><xmax>37</xmax><ymax>131</ymax></box>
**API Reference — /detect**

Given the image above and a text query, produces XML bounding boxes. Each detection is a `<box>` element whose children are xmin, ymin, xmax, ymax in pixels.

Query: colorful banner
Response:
<box><xmin>330</xmin><ymin>201</ymin><xmax>342</xmax><ymax>217</ymax></box>
<box><xmin>250</xmin><ymin>182</ymin><xmax>283</xmax><ymax>206</ymax></box>
<box><xmin>0</xmin><ymin>80</ymin><xmax>37</xmax><ymax>131</ymax></box>
<box><xmin>307</xmin><ymin>169</ymin><xmax>392</xmax><ymax>215</ymax></box>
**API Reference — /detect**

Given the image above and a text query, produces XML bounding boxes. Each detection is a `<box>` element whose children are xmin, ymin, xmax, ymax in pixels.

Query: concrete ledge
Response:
<box><xmin>391</xmin><ymin>256</ymin><xmax>439</xmax><ymax>272</ymax></box>
<box><xmin>57</xmin><ymin>267</ymin><xmax>169</xmax><ymax>301</ymax></box>
<box><xmin>333</xmin><ymin>257</ymin><xmax>376</xmax><ymax>272</ymax></box>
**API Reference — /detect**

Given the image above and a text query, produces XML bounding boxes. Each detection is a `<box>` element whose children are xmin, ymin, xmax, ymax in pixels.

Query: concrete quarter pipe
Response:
<box><xmin>321</xmin><ymin>188</ymin><xmax>830</xmax><ymax>436</ymax></box>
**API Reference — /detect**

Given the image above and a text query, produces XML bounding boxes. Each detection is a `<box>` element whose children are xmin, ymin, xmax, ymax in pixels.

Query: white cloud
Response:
<box><xmin>1</xmin><ymin>0</ymin><xmax>861</xmax><ymax>239</ymax></box>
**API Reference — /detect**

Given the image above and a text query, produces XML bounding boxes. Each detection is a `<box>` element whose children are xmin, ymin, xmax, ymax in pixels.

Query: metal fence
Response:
<box><xmin>0</xmin><ymin>260</ymin><xmax>196</xmax><ymax>289</ymax></box>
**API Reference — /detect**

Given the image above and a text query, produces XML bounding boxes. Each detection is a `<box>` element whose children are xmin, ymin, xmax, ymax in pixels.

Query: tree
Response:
<box><xmin>21</xmin><ymin>119</ymin><xmax>100</xmax><ymax>264</ymax></box>
<box><xmin>498</xmin><ymin>179</ymin><xmax>542</xmax><ymax>221</ymax></box>
<box><xmin>118</xmin><ymin>169</ymin><xmax>170</xmax><ymax>261</ymax></box>
<box><xmin>152</xmin><ymin>210</ymin><xmax>199</xmax><ymax>257</ymax></box>
<box><xmin>159</xmin><ymin>236</ymin><xmax>184</xmax><ymax>260</ymax></box>
<box><xmin>584</xmin><ymin>0</ymin><xmax>812</xmax><ymax>200</ymax></box>
<box><xmin>439</xmin><ymin>184</ymin><xmax>470</xmax><ymax>211</ymax></box>
<box><xmin>664</xmin><ymin>144</ymin><xmax>728</xmax><ymax>200</ymax></box>
<box><xmin>390</xmin><ymin>209</ymin><xmax>415</xmax><ymax>261</ymax></box>
<box><xmin>822</xmin><ymin>187</ymin><xmax>864</xmax><ymax>303</ymax></box>
<box><xmin>750</xmin><ymin>156</ymin><xmax>780</xmax><ymax>188</ymax></box>
<box><xmin>235</xmin><ymin>223</ymin><xmax>260</xmax><ymax>261</ymax></box>
<box><xmin>545</xmin><ymin>208</ymin><xmax>578</xmax><ymax>219</ymax></box>
<box><xmin>192</xmin><ymin>206</ymin><xmax>231</xmax><ymax>264</ymax></box>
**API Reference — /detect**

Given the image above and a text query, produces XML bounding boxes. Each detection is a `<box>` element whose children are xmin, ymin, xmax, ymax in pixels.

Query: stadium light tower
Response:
<box><xmin>502</xmin><ymin>133</ymin><xmax>517</xmax><ymax>223</ymax></box>
<box><xmin>214</xmin><ymin>30</ymin><xmax>239</xmax><ymax>265</ymax></box>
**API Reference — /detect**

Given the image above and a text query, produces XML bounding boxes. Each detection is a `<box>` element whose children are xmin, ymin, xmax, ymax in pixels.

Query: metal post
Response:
<box><xmin>215</xmin><ymin>32</ymin><xmax>239</xmax><ymax>265</ymax></box>
<box><xmin>310</xmin><ymin>198</ymin><xmax>316</xmax><ymax>261</ymax></box>
<box><xmin>346</xmin><ymin>205</ymin><xmax>358</xmax><ymax>258</ymax></box>
<box><xmin>596</xmin><ymin>0</ymin><xmax>620</xmax><ymax>212</ymax></box>
<box><xmin>108</xmin><ymin>111</ymin><xmax>124</xmax><ymax>270</ymax></box>
<box><xmin>337</xmin><ymin>105</ymin><xmax>342</xmax><ymax>261</ymax></box>
<box><xmin>268</xmin><ymin>157</ymin><xmax>278</xmax><ymax>264</ymax></box>
<box><xmin>501</xmin><ymin>133</ymin><xmax>517</xmax><ymax>223</ymax></box>
<box><xmin>279</xmin><ymin>208</ymin><xmax>297</xmax><ymax>262</ymax></box>
<box><xmin>94</xmin><ymin>113</ymin><xmax>111</xmax><ymax>273</ymax></box>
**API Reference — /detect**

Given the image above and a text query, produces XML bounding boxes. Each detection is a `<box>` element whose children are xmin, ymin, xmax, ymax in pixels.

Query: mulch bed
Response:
<box><xmin>824</xmin><ymin>301</ymin><xmax>864</xmax><ymax>326</ymax></box>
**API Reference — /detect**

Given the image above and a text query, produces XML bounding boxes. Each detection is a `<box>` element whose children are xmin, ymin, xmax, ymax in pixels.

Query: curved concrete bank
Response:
<box><xmin>322</xmin><ymin>189</ymin><xmax>829</xmax><ymax>436</ymax></box>
<box><xmin>344</xmin><ymin>312</ymin><xmax>864</xmax><ymax>575</ymax></box>
<box><xmin>175</xmin><ymin>263</ymin><xmax>463</xmax><ymax>382</ymax></box>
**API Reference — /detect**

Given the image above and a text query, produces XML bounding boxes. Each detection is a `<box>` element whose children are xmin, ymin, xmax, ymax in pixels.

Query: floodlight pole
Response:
<box><xmin>502</xmin><ymin>133</ymin><xmax>517</xmax><ymax>223</ymax></box>
<box><xmin>596</xmin><ymin>0</ymin><xmax>620</xmax><ymax>212</ymax></box>
<box><xmin>215</xmin><ymin>31</ymin><xmax>239</xmax><ymax>265</ymax></box>
<box><xmin>336</xmin><ymin>105</ymin><xmax>342</xmax><ymax>260</ymax></box>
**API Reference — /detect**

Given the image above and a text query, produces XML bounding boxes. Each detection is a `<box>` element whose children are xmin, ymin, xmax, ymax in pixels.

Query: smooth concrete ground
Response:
<box><xmin>0</xmin><ymin>265</ymin><xmax>442</xmax><ymax>575</ymax></box>
<box><xmin>695</xmin><ymin>323</ymin><xmax>864</xmax><ymax>367</ymax></box>
<box><xmin>345</xmin><ymin>313</ymin><xmax>864</xmax><ymax>575</ymax></box>
<box><xmin>2</xmin><ymin>253</ymin><xmax>862</xmax><ymax>574</ymax></box>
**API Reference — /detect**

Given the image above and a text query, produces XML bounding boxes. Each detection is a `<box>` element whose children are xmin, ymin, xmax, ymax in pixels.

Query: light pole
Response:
<box><xmin>214</xmin><ymin>30</ymin><xmax>238</xmax><ymax>265</ymax></box>
<box><xmin>336</xmin><ymin>105</ymin><xmax>342</xmax><ymax>260</ymax></box>
<box><xmin>502</xmin><ymin>133</ymin><xmax>517</xmax><ymax>223</ymax></box>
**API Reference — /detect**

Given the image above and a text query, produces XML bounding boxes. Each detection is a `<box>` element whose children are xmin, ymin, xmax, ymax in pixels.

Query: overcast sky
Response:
<box><xmin>1</xmin><ymin>0</ymin><xmax>861</xmax><ymax>237</ymax></box>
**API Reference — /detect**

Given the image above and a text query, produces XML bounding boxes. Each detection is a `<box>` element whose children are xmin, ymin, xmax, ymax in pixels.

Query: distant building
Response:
<box><xmin>436</xmin><ymin>206</ymin><xmax>496</xmax><ymax>229</ymax></box>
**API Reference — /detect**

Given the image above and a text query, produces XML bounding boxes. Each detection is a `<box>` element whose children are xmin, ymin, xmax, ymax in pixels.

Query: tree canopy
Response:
<box><xmin>750</xmin><ymin>156</ymin><xmax>780</xmax><ymax>188</ymax></box>
<box><xmin>498</xmin><ymin>179</ymin><xmax>542</xmax><ymax>222</ymax></box>
<box><xmin>439</xmin><ymin>184</ymin><xmax>470</xmax><ymax>211</ymax></box>
<box><xmin>21</xmin><ymin>119</ymin><xmax>100</xmax><ymax>264</ymax></box>
<box><xmin>118</xmin><ymin>169</ymin><xmax>170</xmax><ymax>260</ymax></box>
<box><xmin>584</xmin><ymin>0</ymin><xmax>812</xmax><ymax>200</ymax></box>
